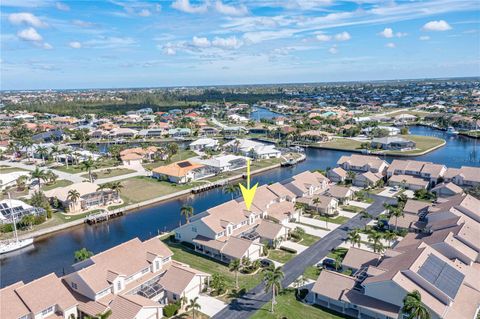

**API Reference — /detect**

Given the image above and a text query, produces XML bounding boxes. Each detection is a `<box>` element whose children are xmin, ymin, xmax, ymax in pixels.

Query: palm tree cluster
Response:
<box><xmin>29</xmin><ymin>167</ymin><xmax>58</xmax><ymax>188</ymax></box>
<box><xmin>262</xmin><ymin>265</ymin><xmax>285</xmax><ymax>313</ymax></box>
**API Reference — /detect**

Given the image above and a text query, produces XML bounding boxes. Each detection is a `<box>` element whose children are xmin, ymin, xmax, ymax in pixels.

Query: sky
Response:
<box><xmin>1</xmin><ymin>0</ymin><xmax>479</xmax><ymax>90</ymax></box>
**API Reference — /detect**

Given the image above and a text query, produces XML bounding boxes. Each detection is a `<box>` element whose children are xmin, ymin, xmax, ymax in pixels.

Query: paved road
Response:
<box><xmin>212</xmin><ymin>194</ymin><xmax>397</xmax><ymax>319</ymax></box>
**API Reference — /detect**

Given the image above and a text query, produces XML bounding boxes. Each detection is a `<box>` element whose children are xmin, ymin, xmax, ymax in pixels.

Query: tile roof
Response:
<box><xmin>152</xmin><ymin>161</ymin><xmax>204</xmax><ymax>177</ymax></box>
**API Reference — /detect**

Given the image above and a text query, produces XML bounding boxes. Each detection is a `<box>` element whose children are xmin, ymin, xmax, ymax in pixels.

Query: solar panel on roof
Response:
<box><xmin>177</xmin><ymin>161</ymin><xmax>192</xmax><ymax>168</ymax></box>
<box><xmin>418</xmin><ymin>254</ymin><xmax>464</xmax><ymax>299</ymax></box>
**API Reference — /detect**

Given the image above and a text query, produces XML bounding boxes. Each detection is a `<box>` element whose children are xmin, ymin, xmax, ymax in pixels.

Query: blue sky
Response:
<box><xmin>1</xmin><ymin>0</ymin><xmax>479</xmax><ymax>90</ymax></box>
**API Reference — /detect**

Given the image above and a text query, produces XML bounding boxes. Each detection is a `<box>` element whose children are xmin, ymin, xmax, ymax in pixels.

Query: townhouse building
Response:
<box><xmin>387</xmin><ymin>159</ymin><xmax>447</xmax><ymax>187</ymax></box>
<box><xmin>337</xmin><ymin>154</ymin><xmax>389</xmax><ymax>175</ymax></box>
<box><xmin>443</xmin><ymin>166</ymin><xmax>480</xmax><ymax>188</ymax></box>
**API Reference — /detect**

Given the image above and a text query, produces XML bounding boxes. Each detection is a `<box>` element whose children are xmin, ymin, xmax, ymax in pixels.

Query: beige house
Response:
<box><xmin>324</xmin><ymin>185</ymin><xmax>354</xmax><ymax>204</ymax></box>
<box><xmin>327</xmin><ymin>167</ymin><xmax>347</xmax><ymax>183</ymax></box>
<box><xmin>1</xmin><ymin>273</ymin><xmax>78</xmax><ymax>319</ymax></box>
<box><xmin>431</xmin><ymin>182</ymin><xmax>464</xmax><ymax>198</ymax></box>
<box><xmin>44</xmin><ymin>182</ymin><xmax>120</xmax><ymax>213</ymax></box>
<box><xmin>353</xmin><ymin>171</ymin><xmax>383</xmax><ymax>188</ymax></box>
<box><xmin>337</xmin><ymin>154</ymin><xmax>388</xmax><ymax>174</ymax></box>
<box><xmin>388</xmin><ymin>174</ymin><xmax>429</xmax><ymax>190</ymax></box>
<box><xmin>341</xmin><ymin>247</ymin><xmax>381</xmax><ymax>273</ymax></box>
<box><xmin>120</xmin><ymin>146</ymin><xmax>158</xmax><ymax>166</ymax></box>
<box><xmin>282</xmin><ymin>170</ymin><xmax>330</xmax><ymax>197</ymax></box>
<box><xmin>388</xmin><ymin>199</ymin><xmax>430</xmax><ymax>232</ymax></box>
<box><xmin>443</xmin><ymin>166</ymin><xmax>480</xmax><ymax>188</ymax></box>
<box><xmin>297</xmin><ymin>194</ymin><xmax>339</xmax><ymax>216</ymax></box>
<box><xmin>387</xmin><ymin>159</ymin><xmax>447</xmax><ymax>186</ymax></box>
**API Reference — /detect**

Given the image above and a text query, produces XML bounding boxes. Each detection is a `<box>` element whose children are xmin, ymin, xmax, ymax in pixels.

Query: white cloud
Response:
<box><xmin>385</xmin><ymin>42</ymin><xmax>396</xmax><ymax>48</ymax></box>
<box><xmin>379</xmin><ymin>27</ymin><xmax>393</xmax><ymax>38</ymax></box>
<box><xmin>419</xmin><ymin>35</ymin><xmax>430</xmax><ymax>41</ymax></box>
<box><xmin>334</xmin><ymin>31</ymin><xmax>351</xmax><ymax>41</ymax></box>
<box><xmin>171</xmin><ymin>0</ymin><xmax>208</xmax><ymax>14</ymax></box>
<box><xmin>164</xmin><ymin>47</ymin><xmax>176</xmax><ymax>55</ymax></box>
<box><xmin>192</xmin><ymin>36</ymin><xmax>211</xmax><ymax>47</ymax></box>
<box><xmin>138</xmin><ymin>9</ymin><xmax>151</xmax><ymax>17</ymax></box>
<box><xmin>8</xmin><ymin>12</ymin><xmax>48</xmax><ymax>28</ymax></box>
<box><xmin>69</xmin><ymin>41</ymin><xmax>82</xmax><ymax>49</ymax></box>
<box><xmin>328</xmin><ymin>45</ymin><xmax>338</xmax><ymax>54</ymax></box>
<box><xmin>316</xmin><ymin>34</ymin><xmax>332</xmax><ymax>41</ymax></box>
<box><xmin>83</xmin><ymin>36</ymin><xmax>136</xmax><ymax>49</ymax></box>
<box><xmin>422</xmin><ymin>20</ymin><xmax>452</xmax><ymax>31</ymax></box>
<box><xmin>396</xmin><ymin>32</ymin><xmax>407</xmax><ymax>37</ymax></box>
<box><xmin>212</xmin><ymin>36</ymin><xmax>243</xmax><ymax>49</ymax></box>
<box><xmin>215</xmin><ymin>1</ymin><xmax>248</xmax><ymax>16</ymax></box>
<box><xmin>17</xmin><ymin>27</ymin><xmax>42</xmax><ymax>42</ymax></box>
<box><xmin>72</xmin><ymin>19</ymin><xmax>95</xmax><ymax>28</ymax></box>
<box><xmin>243</xmin><ymin>29</ymin><xmax>297</xmax><ymax>44</ymax></box>
<box><xmin>55</xmin><ymin>2</ymin><xmax>70</xmax><ymax>11</ymax></box>
<box><xmin>42</xmin><ymin>42</ymin><xmax>53</xmax><ymax>49</ymax></box>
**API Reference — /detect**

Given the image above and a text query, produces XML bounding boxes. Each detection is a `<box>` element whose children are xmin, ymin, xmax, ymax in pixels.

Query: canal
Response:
<box><xmin>0</xmin><ymin>126</ymin><xmax>478</xmax><ymax>287</ymax></box>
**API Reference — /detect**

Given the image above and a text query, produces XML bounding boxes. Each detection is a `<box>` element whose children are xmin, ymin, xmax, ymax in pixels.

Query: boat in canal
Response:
<box><xmin>446</xmin><ymin>126</ymin><xmax>459</xmax><ymax>135</ymax></box>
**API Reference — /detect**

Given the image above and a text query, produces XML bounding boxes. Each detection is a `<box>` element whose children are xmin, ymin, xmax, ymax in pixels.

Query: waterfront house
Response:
<box><xmin>1</xmin><ymin>273</ymin><xmax>79</xmax><ymax>319</ymax></box>
<box><xmin>32</xmin><ymin>129</ymin><xmax>65</xmax><ymax>143</ymax></box>
<box><xmin>45</xmin><ymin>182</ymin><xmax>120</xmax><ymax>213</ymax></box>
<box><xmin>327</xmin><ymin>167</ymin><xmax>348</xmax><ymax>183</ymax></box>
<box><xmin>199</xmin><ymin>126</ymin><xmax>219</xmax><ymax>136</ymax></box>
<box><xmin>152</xmin><ymin>160</ymin><xmax>216</xmax><ymax>184</ymax></box>
<box><xmin>387</xmin><ymin>159</ymin><xmax>447</xmax><ymax>187</ymax></box>
<box><xmin>361</xmin><ymin>126</ymin><xmax>400</xmax><ymax>136</ymax></box>
<box><xmin>337</xmin><ymin>154</ymin><xmax>389</xmax><ymax>174</ymax></box>
<box><xmin>282</xmin><ymin>170</ymin><xmax>330</xmax><ymax>197</ymax></box>
<box><xmin>443</xmin><ymin>166</ymin><xmax>480</xmax><ymax>188</ymax></box>
<box><xmin>108</xmin><ymin>127</ymin><xmax>138</xmax><ymax>139</ymax></box>
<box><xmin>223</xmin><ymin>138</ymin><xmax>281</xmax><ymax>159</ymax></box>
<box><xmin>189</xmin><ymin>138</ymin><xmax>219</xmax><ymax>151</ymax></box>
<box><xmin>137</xmin><ymin>128</ymin><xmax>167</xmax><ymax>138</ymax></box>
<box><xmin>0</xmin><ymin>198</ymin><xmax>46</xmax><ymax>224</ymax></box>
<box><xmin>298</xmin><ymin>130</ymin><xmax>333</xmax><ymax>143</ymax></box>
<box><xmin>197</xmin><ymin>154</ymin><xmax>247</xmax><ymax>173</ymax></box>
<box><xmin>370</xmin><ymin>136</ymin><xmax>416</xmax><ymax>151</ymax></box>
<box><xmin>168</xmin><ymin>128</ymin><xmax>191</xmax><ymax>138</ymax></box>
<box><xmin>63</xmin><ymin>237</ymin><xmax>210</xmax><ymax>318</ymax></box>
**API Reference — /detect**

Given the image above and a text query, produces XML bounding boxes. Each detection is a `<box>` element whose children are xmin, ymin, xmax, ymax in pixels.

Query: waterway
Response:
<box><xmin>0</xmin><ymin>126</ymin><xmax>478</xmax><ymax>287</ymax></box>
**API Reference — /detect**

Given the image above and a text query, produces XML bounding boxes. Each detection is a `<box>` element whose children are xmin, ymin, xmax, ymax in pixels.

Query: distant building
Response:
<box><xmin>152</xmin><ymin>160</ymin><xmax>216</xmax><ymax>184</ymax></box>
<box><xmin>337</xmin><ymin>154</ymin><xmax>389</xmax><ymax>174</ymax></box>
<box><xmin>189</xmin><ymin>138</ymin><xmax>219</xmax><ymax>151</ymax></box>
<box><xmin>371</xmin><ymin>136</ymin><xmax>416</xmax><ymax>151</ymax></box>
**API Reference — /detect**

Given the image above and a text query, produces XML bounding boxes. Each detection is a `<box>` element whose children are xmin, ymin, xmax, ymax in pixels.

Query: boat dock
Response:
<box><xmin>85</xmin><ymin>209</ymin><xmax>123</xmax><ymax>224</ymax></box>
<box><xmin>281</xmin><ymin>153</ymin><xmax>307</xmax><ymax>167</ymax></box>
<box><xmin>191</xmin><ymin>180</ymin><xmax>229</xmax><ymax>194</ymax></box>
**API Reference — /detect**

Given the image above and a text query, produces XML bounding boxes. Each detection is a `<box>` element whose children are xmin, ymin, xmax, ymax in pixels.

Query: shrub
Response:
<box><xmin>280</xmin><ymin>246</ymin><xmax>297</xmax><ymax>254</ymax></box>
<box><xmin>296</xmin><ymin>288</ymin><xmax>309</xmax><ymax>300</ymax></box>
<box><xmin>0</xmin><ymin>223</ymin><xmax>14</xmax><ymax>233</ymax></box>
<box><xmin>163</xmin><ymin>303</ymin><xmax>180</xmax><ymax>318</ymax></box>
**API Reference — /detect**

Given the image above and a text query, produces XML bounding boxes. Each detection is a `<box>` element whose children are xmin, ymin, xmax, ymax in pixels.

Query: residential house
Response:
<box><xmin>425</xmin><ymin>194</ymin><xmax>480</xmax><ymax>231</ymax></box>
<box><xmin>197</xmin><ymin>155</ymin><xmax>247</xmax><ymax>173</ymax></box>
<box><xmin>253</xmin><ymin>219</ymin><xmax>289</xmax><ymax>247</ymax></box>
<box><xmin>388</xmin><ymin>199</ymin><xmax>430</xmax><ymax>232</ymax></box>
<box><xmin>0</xmin><ymin>199</ymin><xmax>46</xmax><ymax>224</ymax></box>
<box><xmin>371</xmin><ymin>137</ymin><xmax>416</xmax><ymax>151</ymax></box>
<box><xmin>1</xmin><ymin>273</ymin><xmax>78</xmax><ymax>319</ymax></box>
<box><xmin>282</xmin><ymin>170</ymin><xmax>330</xmax><ymax>197</ymax></box>
<box><xmin>297</xmin><ymin>194</ymin><xmax>339</xmax><ymax>216</ymax></box>
<box><xmin>337</xmin><ymin>154</ymin><xmax>388</xmax><ymax>174</ymax></box>
<box><xmin>298</xmin><ymin>130</ymin><xmax>333</xmax><ymax>143</ymax></box>
<box><xmin>388</xmin><ymin>174</ymin><xmax>429</xmax><ymax>190</ymax></box>
<box><xmin>224</xmin><ymin>139</ymin><xmax>281</xmax><ymax>159</ymax></box>
<box><xmin>168</xmin><ymin>128</ymin><xmax>191</xmax><ymax>138</ymax></box>
<box><xmin>152</xmin><ymin>160</ymin><xmax>216</xmax><ymax>184</ymax></box>
<box><xmin>120</xmin><ymin>146</ymin><xmax>158</xmax><ymax>166</ymax></box>
<box><xmin>45</xmin><ymin>182</ymin><xmax>120</xmax><ymax>213</ymax></box>
<box><xmin>387</xmin><ymin>160</ymin><xmax>447</xmax><ymax>187</ymax></box>
<box><xmin>353</xmin><ymin>171</ymin><xmax>384</xmax><ymax>188</ymax></box>
<box><xmin>341</xmin><ymin>247</ymin><xmax>381</xmax><ymax>273</ymax></box>
<box><xmin>431</xmin><ymin>183</ymin><xmax>464</xmax><ymax>198</ymax></box>
<box><xmin>443</xmin><ymin>166</ymin><xmax>480</xmax><ymax>188</ymax></box>
<box><xmin>324</xmin><ymin>185</ymin><xmax>354</xmax><ymax>204</ymax></box>
<box><xmin>189</xmin><ymin>138</ymin><xmax>219</xmax><ymax>151</ymax></box>
<box><xmin>327</xmin><ymin>167</ymin><xmax>348</xmax><ymax>183</ymax></box>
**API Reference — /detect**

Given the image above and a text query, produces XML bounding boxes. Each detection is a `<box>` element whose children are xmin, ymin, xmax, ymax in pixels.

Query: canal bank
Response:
<box><xmin>1</xmin><ymin>126</ymin><xmax>478</xmax><ymax>288</ymax></box>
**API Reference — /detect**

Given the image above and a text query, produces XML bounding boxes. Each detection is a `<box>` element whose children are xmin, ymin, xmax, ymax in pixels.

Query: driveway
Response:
<box><xmin>196</xmin><ymin>294</ymin><xmax>227</xmax><ymax>317</ymax></box>
<box><xmin>348</xmin><ymin>200</ymin><xmax>371</xmax><ymax>209</ymax></box>
<box><xmin>286</xmin><ymin>222</ymin><xmax>329</xmax><ymax>237</ymax></box>
<box><xmin>280</xmin><ymin>240</ymin><xmax>308</xmax><ymax>254</ymax></box>
<box><xmin>299</xmin><ymin>216</ymin><xmax>340</xmax><ymax>231</ymax></box>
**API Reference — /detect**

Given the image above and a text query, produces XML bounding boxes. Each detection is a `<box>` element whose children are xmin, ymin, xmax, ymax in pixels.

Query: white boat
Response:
<box><xmin>0</xmin><ymin>238</ymin><xmax>34</xmax><ymax>254</ymax></box>
<box><xmin>0</xmin><ymin>193</ymin><xmax>34</xmax><ymax>254</ymax></box>
<box><xmin>446</xmin><ymin>126</ymin><xmax>459</xmax><ymax>135</ymax></box>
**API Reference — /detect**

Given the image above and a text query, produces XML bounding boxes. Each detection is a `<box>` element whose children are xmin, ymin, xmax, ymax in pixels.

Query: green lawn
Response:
<box><xmin>303</xmin><ymin>266</ymin><xmax>321</xmax><ymax>281</ymax></box>
<box><xmin>143</xmin><ymin>150</ymin><xmax>197</xmax><ymax>170</ymax></box>
<box><xmin>327</xmin><ymin>248</ymin><xmax>349</xmax><ymax>261</ymax></box>
<box><xmin>298</xmin><ymin>233</ymin><xmax>321</xmax><ymax>246</ymax></box>
<box><xmin>316</xmin><ymin>215</ymin><xmax>350</xmax><ymax>224</ymax></box>
<box><xmin>41</xmin><ymin>180</ymin><xmax>73</xmax><ymax>191</ymax></box>
<box><xmin>268</xmin><ymin>249</ymin><xmax>296</xmax><ymax>263</ymax></box>
<box><xmin>55</xmin><ymin>159</ymin><xmax>121</xmax><ymax>174</ymax></box>
<box><xmin>251</xmin><ymin>289</ymin><xmax>345</xmax><ymax>319</ymax></box>
<box><xmin>297</xmin><ymin>221</ymin><xmax>329</xmax><ymax>231</ymax></box>
<box><xmin>386</xmin><ymin>135</ymin><xmax>444</xmax><ymax>155</ymax></box>
<box><xmin>82</xmin><ymin>168</ymin><xmax>136</xmax><ymax>180</ymax></box>
<box><xmin>319</xmin><ymin>138</ymin><xmax>363</xmax><ymax>151</ymax></box>
<box><xmin>163</xmin><ymin>239</ymin><xmax>263</xmax><ymax>293</ymax></box>
<box><xmin>340</xmin><ymin>205</ymin><xmax>363</xmax><ymax>213</ymax></box>
<box><xmin>112</xmin><ymin>176</ymin><xmax>193</xmax><ymax>205</ymax></box>
<box><xmin>0</xmin><ymin>166</ymin><xmax>28</xmax><ymax>173</ymax></box>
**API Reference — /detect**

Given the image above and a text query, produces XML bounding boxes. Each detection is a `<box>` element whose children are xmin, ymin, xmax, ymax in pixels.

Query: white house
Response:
<box><xmin>189</xmin><ymin>138</ymin><xmax>219</xmax><ymax>151</ymax></box>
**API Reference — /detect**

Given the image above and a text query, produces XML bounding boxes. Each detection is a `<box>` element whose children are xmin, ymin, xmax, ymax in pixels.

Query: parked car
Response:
<box><xmin>259</xmin><ymin>258</ymin><xmax>273</xmax><ymax>268</ymax></box>
<box><xmin>318</xmin><ymin>258</ymin><xmax>341</xmax><ymax>271</ymax></box>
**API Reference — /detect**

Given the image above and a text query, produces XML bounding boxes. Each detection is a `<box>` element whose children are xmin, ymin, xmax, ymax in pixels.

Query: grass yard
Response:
<box><xmin>327</xmin><ymin>248</ymin><xmax>349</xmax><ymax>261</ymax></box>
<box><xmin>387</xmin><ymin>135</ymin><xmax>445</xmax><ymax>155</ymax></box>
<box><xmin>251</xmin><ymin>289</ymin><xmax>345</xmax><ymax>319</ymax></box>
<box><xmin>112</xmin><ymin>176</ymin><xmax>192</xmax><ymax>205</ymax></box>
<box><xmin>297</xmin><ymin>221</ymin><xmax>329</xmax><ymax>231</ymax></box>
<box><xmin>268</xmin><ymin>249</ymin><xmax>296</xmax><ymax>263</ymax></box>
<box><xmin>340</xmin><ymin>205</ymin><xmax>363</xmax><ymax>213</ymax></box>
<box><xmin>55</xmin><ymin>159</ymin><xmax>121</xmax><ymax>174</ymax></box>
<box><xmin>298</xmin><ymin>233</ymin><xmax>321</xmax><ymax>246</ymax></box>
<box><xmin>0</xmin><ymin>166</ymin><xmax>28</xmax><ymax>173</ymax></box>
<box><xmin>143</xmin><ymin>150</ymin><xmax>197</xmax><ymax>170</ymax></box>
<box><xmin>83</xmin><ymin>168</ymin><xmax>136</xmax><ymax>180</ymax></box>
<box><xmin>320</xmin><ymin>138</ymin><xmax>363</xmax><ymax>151</ymax></box>
<box><xmin>0</xmin><ymin>188</ymin><xmax>29</xmax><ymax>200</ymax></box>
<box><xmin>303</xmin><ymin>266</ymin><xmax>321</xmax><ymax>281</ymax></box>
<box><xmin>41</xmin><ymin>180</ymin><xmax>73</xmax><ymax>191</ymax></box>
<box><xmin>316</xmin><ymin>215</ymin><xmax>350</xmax><ymax>224</ymax></box>
<box><xmin>173</xmin><ymin>311</ymin><xmax>210</xmax><ymax>319</ymax></box>
<box><xmin>163</xmin><ymin>239</ymin><xmax>263</xmax><ymax>293</ymax></box>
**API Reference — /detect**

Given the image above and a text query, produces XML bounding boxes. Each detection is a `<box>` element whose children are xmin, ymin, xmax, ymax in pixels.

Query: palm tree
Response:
<box><xmin>360</xmin><ymin>211</ymin><xmax>373</xmax><ymax>231</ymax></box>
<box><xmin>229</xmin><ymin>259</ymin><xmax>241</xmax><ymax>289</ymax></box>
<box><xmin>20</xmin><ymin>138</ymin><xmax>33</xmax><ymax>161</ymax></box>
<box><xmin>30</xmin><ymin>167</ymin><xmax>47</xmax><ymax>188</ymax></box>
<box><xmin>368</xmin><ymin>230</ymin><xmax>385</xmax><ymax>253</ymax></box>
<box><xmin>109</xmin><ymin>181</ymin><xmax>123</xmax><ymax>197</ymax></box>
<box><xmin>390</xmin><ymin>207</ymin><xmax>405</xmax><ymax>231</ymax></box>
<box><xmin>347</xmin><ymin>229</ymin><xmax>362</xmax><ymax>248</ymax></box>
<box><xmin>384</xmin><ymin>230</ymin><xmax>398</xmax><ymax>247</ymax></box>
<box><xmin>402</xmin><ymin>290</ymin><xmax>430</xmax><ymax>319</ymax></box>
<box><xmin>262</xmin><ymin>265</ymin><xmax>284</xmax><ymax>313</ymax></box>
<box><xmin>294</xmin><ymin>201</ymin><xmax>306</xmax><ymax>223</ymax></box>
<box><xmin>68</xmin><ymin>189</ymin><xmax>80</xmax><ymax>204</ymax></box>
<box><xmin>223</xmin><ymin>183</ymin><xmax>239</xmax><ymax>200</ymax></box>
<box><xmin>81</xmin><ymin>158</ymin><xmax>96</xmax><ymax>183</ymax></box>
<box><xmin>36</xmin><ymin>145</ymin><xmax>49</xmax><ymax>163</ymax></box>
<box><xmin>346</xmin><ymin>171</ymin><xmax>356</xmax><ymax>183</ymax></box>
<box><xmin>186</xmin><ymin>297</ymin><xmax>201</xmax><ymax>319</ymax></box>
<box><xmin>50</xmin><ymin>145</ymin><xmax>60</xmax><ymax>163</ymax></box>
<box><xmin>45</xmin><ymin>170</ymin><xmax>58</xmax><ymax>185</ymax></box>
<box><xmin>180</xmin><ymin>205</ymin><xmax>194</xmax><ymax>224</ymax></box>
<box><xmin>16</xmin><ymin>175</ymin><xmax>28</xmax><ymax>191</ymax></box>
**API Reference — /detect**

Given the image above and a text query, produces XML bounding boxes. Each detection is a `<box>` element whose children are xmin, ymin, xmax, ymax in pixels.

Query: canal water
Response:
<box><xmin>0</xmin><ymin>126</ymin><xmax>478</xmax><ymax>287</ymax></box>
